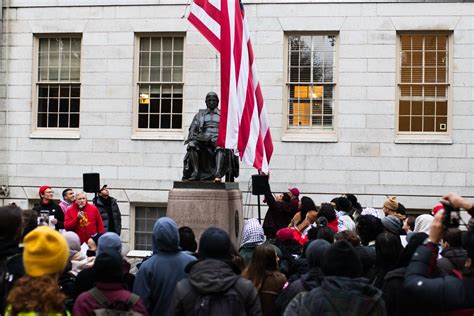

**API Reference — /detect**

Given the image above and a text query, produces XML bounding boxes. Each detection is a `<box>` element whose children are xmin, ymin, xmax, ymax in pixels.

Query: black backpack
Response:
<box><xmin>179</xmin><ymin>279</ymin><xmax>247</xmax><ymax>316</ymax></box>
<box><xmin>59</xmin><ymin>271</ymin><xmax>77</xmax><ymax>312</ymax></box>
<box><xmin>88</xmin><ymin>287</ymin><xmax>143</xmax><ymax>316</ymax></box>
<box><xmin>0</xmin><ymin>253</ymin><xmax>22</xmax><ymax>314</ymax></box>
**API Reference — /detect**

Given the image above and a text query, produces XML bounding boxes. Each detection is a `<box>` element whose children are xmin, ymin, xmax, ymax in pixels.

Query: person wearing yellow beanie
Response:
<box><xmin>22</xmin><ymin>226</ymin><xmax>69</xmax><ymax>277</ymax></box>
<box><xmin>5</xmin><ymin>227</ymin><xmax>70</xmax><ymax>315</ymax></box>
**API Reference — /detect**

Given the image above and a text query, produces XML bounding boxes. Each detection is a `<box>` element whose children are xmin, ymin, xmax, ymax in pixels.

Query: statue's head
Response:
<box><xmin>205</xmin><ymin>92</ymin><xmax>219</xmax><ymax>111</ymax></box>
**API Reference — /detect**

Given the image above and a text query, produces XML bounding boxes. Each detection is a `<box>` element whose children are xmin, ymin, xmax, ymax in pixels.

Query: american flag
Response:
<box><xmin>188</xmin><ymin>0</ymin><xmax>273</xmax><ymax>173</ymax></box>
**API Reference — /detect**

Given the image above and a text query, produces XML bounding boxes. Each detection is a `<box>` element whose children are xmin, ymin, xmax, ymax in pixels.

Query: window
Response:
<box><xmin>137</xmin><ymin>36</ymin><xmax>184</xmax><ymax>130</ymax></box>
<box><xmin>36</xmin><ymin>37</ymin><xmax>81</xmax><ymax>129</ymax></box>
<box><xmin>398</xmin><ymin>33</ymin><xmax>450</xmax><ymax>134</ymax></box>
<box><xmin>134</xmin><ymin>206</ymin><xmax>166</xmax><ymax>250</ymax></box>
<box><xmin>286</xmin><ymin>34</ymin><xmax>336</xmax><ymax>132</ymax></box>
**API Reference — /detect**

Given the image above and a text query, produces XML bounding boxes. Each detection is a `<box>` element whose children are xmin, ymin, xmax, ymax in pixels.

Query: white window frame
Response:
<box><xmin>131</xmin><ymin>203</ymin><xmax>167</xmax><ymax>251</ymax></box>
<box><xmin>132</xmin><ymin>33</ymin><xmax>186</xmax><ymax>140</ymax></box>
<box><xmin>282</xmin><ymin>32</ymin><xmax>339</xmax><ymax>143</ymax></box>
<box><xmin>394</xmin><ymin>31</ymin><xmax>453</xmax><ymax>144</ymax></box>
<box><xmin>30</xmin><ymin>34</ymin><xmax>82</xmax><ymax>139</ymax></box>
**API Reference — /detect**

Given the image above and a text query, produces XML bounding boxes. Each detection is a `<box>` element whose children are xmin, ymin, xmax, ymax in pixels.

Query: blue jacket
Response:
<box><xmin>133</xmin><ymin>217</ymin><xmax>196</xmax><ymax>316</ymax></box>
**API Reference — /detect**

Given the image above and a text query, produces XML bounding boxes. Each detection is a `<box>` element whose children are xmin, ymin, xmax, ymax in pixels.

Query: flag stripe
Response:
<box><xmin>188</xmin><ymin>3</ymin><xmax>221</xmax><ymax>51</ymax></box>
<box><xmin>188</xmin><ymin>0</ymin><xmax>274</xmax><ymax>173</ymax></box>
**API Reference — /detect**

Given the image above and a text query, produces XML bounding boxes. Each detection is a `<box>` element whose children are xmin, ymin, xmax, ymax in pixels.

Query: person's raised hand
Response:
<box><xmin>429</xmin><ymin>210</ymin><xmax>444</xmax><ymax>244</ymax></box>
<box><xmin>440</xmin><ymin>192</ymin><xmax>472</xmax><ymax>210</ymax></box>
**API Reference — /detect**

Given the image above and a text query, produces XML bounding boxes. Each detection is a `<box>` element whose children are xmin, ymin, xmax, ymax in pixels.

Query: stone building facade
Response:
<box><xmin>0</xmin><ymin>0</ymin><xmax>472</xmax><ymax>250</ymax></box>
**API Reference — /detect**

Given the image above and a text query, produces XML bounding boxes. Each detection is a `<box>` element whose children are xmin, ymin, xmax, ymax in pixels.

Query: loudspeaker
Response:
<box><xmin>251</xmin><ymin>174</ymin><xmax>270</xmax><ymax>195</ymax></box>
<box><xmin>83</xmin><ymin>173</ymin><xmax>100</xmax><ymax>193</ymax></box>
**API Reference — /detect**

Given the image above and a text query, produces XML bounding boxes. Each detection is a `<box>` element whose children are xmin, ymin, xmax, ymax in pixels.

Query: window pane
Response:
<box><xmin>423</xmin><ymin>116</ymin><xmax>435</xmax><ymax>132</ymax></box>
<box><xmin>399</xmin><ymin>116</ymin><xmax>410</xmax><ymax>132</ymax></box>
<box><xmin>436</xmin><ymin>117</ymin><xmax>447</xmax><ymax>132</ymax></box>
<box><xmin>411</xmin><ymin>116</ymin><xmax>422</xmax><ymax>132</ymax></box>
<box><xmin>37</xmin><ymin>113</ymin><xmax>47</xmax><ymax>127</ymax></box>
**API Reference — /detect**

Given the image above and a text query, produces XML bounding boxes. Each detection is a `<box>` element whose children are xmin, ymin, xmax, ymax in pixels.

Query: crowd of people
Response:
<box><xmin>0</xmin><ymin>184</ymin><xmax>474</xmax><ymax>315</ymax></box>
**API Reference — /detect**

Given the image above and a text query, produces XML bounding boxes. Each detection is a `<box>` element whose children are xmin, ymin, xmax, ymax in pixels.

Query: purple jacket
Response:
<box><xmin>73</xmin><ymin>283</ymin><xmax>149</xmax><ymax>315</ymax></box>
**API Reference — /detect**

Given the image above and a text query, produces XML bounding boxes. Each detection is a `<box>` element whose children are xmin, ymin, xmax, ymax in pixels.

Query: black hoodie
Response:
<box><xmin>174</xmin><ymin>259</ymin><xmax>262</xmax><ymax>316</ymax></box>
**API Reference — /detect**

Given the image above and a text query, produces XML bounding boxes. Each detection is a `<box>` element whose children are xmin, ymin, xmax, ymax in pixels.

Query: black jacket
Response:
<box><xmin>382</xmin><ymin>267</ymin><xmax>430</xmax><ymax>316</ymax></box>
<box><xmin>405</xmin><ymin>244</ymin><xmax>474</xmax><ymax>312</ymax></box>
<box><xmin>33</xmin><ymin>201</ymin><xmax>64</xmax><ymax>230</ymax></box>
<box><xmin>92</xmin><ymin>196</ymin><xmax>122</xmax><ymax>235</ymax></box>
<box><xmin>263</xmin><ymin>193</ymin><xmax>294</xmax><ymax>238</ymax></box>
<box><xmin>276</xmin><ymin>267</ymin><xmax>324</xmax><ymax>314</ymax></box>
<box><xmin>0</xmin><ymin>240</ymin><xmax>24</xmax><ymax>314</ymax></box>
<box><xmin>283</xmin><ymin>276</ymin><xmax>386</xmax><ymax>316</ymax></box>
<box><xmin>437</xmin><ymin>247</ymin><xmax>468</xmax><ymax>275</ymax></box>
<box><xmin>174</xmin><ymin>259</ymin><xmax>262</xmax><ymax>316</ymax></box>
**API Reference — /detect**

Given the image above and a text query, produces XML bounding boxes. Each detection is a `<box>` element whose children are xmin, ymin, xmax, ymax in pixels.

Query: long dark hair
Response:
<box><xmin>242</xmin><ymin>244</ymin><xmax>278</xmax><ymax>291</ymax></box>
<box><xmin>297</xmin><ymin>196</ymin><xmax>316</xmax><ymax>225</ymax></box>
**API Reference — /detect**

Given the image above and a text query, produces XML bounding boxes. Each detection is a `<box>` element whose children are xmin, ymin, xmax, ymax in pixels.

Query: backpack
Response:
<box><xmin>181</xmin><ymin>279</ymin><xmax>247</xmax><ymax>316</ymax></box>
<box><xmin>88</xmin><ymin>287</ymin><xmax>143</xmax><ymax>316</ymax></box>
<box><xmin>0</xmin><ymin>253</ymin><xmax>21</xmax><ymax>314</ymax></box>
<box><xmin>58</xmin><ymin>271</ymin><xmax>77</xmax><ymax>312</ymax></box>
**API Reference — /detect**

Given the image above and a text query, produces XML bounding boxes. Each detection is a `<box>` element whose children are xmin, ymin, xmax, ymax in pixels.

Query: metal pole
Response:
<box><xmin>257</xmin><ymin>195</ymin><xmax>262</xmax><ymax>224</ymax></box>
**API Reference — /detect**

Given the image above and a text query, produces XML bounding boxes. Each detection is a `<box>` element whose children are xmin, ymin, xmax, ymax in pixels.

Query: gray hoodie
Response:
<box><xmin>133</xmin><ymin>217</ymin><xmax>196</xmax><ymax>316</ymax></box>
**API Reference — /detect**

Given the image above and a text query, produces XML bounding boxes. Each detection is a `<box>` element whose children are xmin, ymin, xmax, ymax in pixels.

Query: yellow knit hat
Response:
<box><xmin>383</xmin><ymin>196</ymin><xmax>399</xmax><ymax>211</ymax></box>
<box><xmin>23</xmin><ymin>226</ymin><xmax>69</xmax><ymax>277</ymax></box>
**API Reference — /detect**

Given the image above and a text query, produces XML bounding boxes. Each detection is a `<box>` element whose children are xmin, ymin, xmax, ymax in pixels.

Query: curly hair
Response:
<box><xmin>7</xmin><ymin>275</ymin><xmax>66</xmax><ymax>314</ymax></box>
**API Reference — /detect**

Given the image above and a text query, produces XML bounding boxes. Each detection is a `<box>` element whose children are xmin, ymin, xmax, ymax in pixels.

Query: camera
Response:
<box><xmin>442</xmin><ymin>203</ymin><xmax>461</xmax><ymax>229</ymax></box>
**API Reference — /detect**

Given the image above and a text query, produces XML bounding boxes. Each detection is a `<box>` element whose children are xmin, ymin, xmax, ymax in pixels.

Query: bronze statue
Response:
<box><xmin>182</xmin><ymin>92</ymin><xmax>239</xmax><ymax>182</ymax></box>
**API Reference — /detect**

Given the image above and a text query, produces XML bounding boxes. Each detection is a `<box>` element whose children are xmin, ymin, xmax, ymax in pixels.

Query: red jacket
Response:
<box><xmin>73</xmin><ymin>283</ymin><xmax>149</xmax><ymax>315</ymax></box>
<box><xmin>65</xmin><ymin>202</ymin><xmax>105</xmax><ymax>244</ymax></box>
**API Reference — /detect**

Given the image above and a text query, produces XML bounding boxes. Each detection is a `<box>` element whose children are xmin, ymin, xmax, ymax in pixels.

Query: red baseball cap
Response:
<box><xmin>288</xmin><ymin>187</ymin><xmax>300</xmax><ymax>196</ymax></box>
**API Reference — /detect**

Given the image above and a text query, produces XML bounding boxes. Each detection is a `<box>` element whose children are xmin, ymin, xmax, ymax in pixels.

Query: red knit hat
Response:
<box><xmin>38</xmin><ymin>185</ymin><xmax>51</xmax><ymax>198</ymax></box>
<box><xmin>276</xmin><ymin>228</ymin><xmax>296</xmax><ymax>241</ymax></box>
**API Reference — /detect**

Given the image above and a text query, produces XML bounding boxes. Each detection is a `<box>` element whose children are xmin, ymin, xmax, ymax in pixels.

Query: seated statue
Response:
<box><xmin>182</xmin><ymin>92</ymin><xmax>239</xmax><ymax>182</ymax></box>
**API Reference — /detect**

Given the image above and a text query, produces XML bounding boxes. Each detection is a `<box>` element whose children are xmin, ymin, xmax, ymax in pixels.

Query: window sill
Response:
<box><xmin>282</xmin><ymin>132</ymin><xmax>338</xmax><ymax>143</ymax></box>
<box><xmin>30</xmin><ymin>130</ymin><xmax>80</xmax><ymax>139</ymax></box>
<box><xmin>132</xmin><ymin>131</ymin><xmax>185</xmax><ymax>141</ymax></box>
<box><xmin>394</xmin><ymin>134</ymin><xmax>452</xmax><ymax>144</ymax></box>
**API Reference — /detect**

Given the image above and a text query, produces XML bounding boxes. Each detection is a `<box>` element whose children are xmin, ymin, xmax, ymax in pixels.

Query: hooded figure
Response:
<box><xmin>284</xmin><ymin>240</ymin><xmax>386</xmax><ymax>316</ymax></box>
<box><xmin>133</xmin><ymin>217</ymin><xmax>195</xmax><ymax>316</ymax></box>
<box><xmin>174</xmin><ymin>227</ymin><xmax>262</xmax><ymax>316</ymax></box>
<box><xmin>413</xmin><ymin>214</ymin><xmax>434</xmax><ymax>234</ymax></box>
<box><xmin>239</xmin><ymin>218</ymin><xmax>266</xmax><ymax>265</ymax></box>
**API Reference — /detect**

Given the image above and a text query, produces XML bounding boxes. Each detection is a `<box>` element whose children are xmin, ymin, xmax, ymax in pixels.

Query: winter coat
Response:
<box><xmin>382</xmin><ymin>267</ymin><xmax>431</xmax><ymax>316</ymax></box>
<box><xmin>174</xmin><ymin>259</ymin><xmax>262</xmax><ymax>316</ymax></box>
<box><xmin>263</xmin><ymin>193</ymin><xmax>295</xmax><ymax>238</ymax></box>
<box><xmin>33</xmin><ymin>201</ymin><xmax>64</xmax><ymax>230</ymax></box>
<box><xmin>437</xmin><ymin>247</ymin><xmax>468</xmax><ymax>275</ymax></box>
<box><xmin>64</xmin><ymin>202</ymin><xmax>104</xmax><ymax>244</ymax></box>
<box><xmin>133</xmin><ymin>218</ymin><xmax>196</xmax><ymax>316</ymax></box>
<box><xmin>92</xmin><ymin>196</ymin><xmax>122</xmax><ymax>236</ymax></box>
<box><xmin>283</xmin><ymin>276</ymin><xmax>386</xmax><ymax>316</ymax></box>
<box><xmin>405</xmin><ymin>244</ymin><xmax>474</xmax><ymax>312</ymax></box>
<box><xmin>0</xmin><ymin>240</ymin><xmax>24</xmax><ymax>314</ymax></box>
<box><xmin>276</xmin><ymin>267</ymin><xmax>324</xmax><ymax>314</ymax></box>
<box><xmin>74</xmin><ymin>259</ymin><xmax>135</xmax><ymax>300</ymax></box>
<box><xmin>259</xmin><ymin>271</ymin><xmax>287</xmax><ymax>316</ymax></box>
<box><xmin>73</xmin><ymin>283</ymin><xmax>148</xmax><ymax>315</ymax></box>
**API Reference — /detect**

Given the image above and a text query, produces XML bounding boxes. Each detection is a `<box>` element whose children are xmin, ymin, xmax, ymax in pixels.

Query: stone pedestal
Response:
<box><xmin>167</xmin><ymin>181</ymin><xmax>243</xmax><ymax>246</ymax></box>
